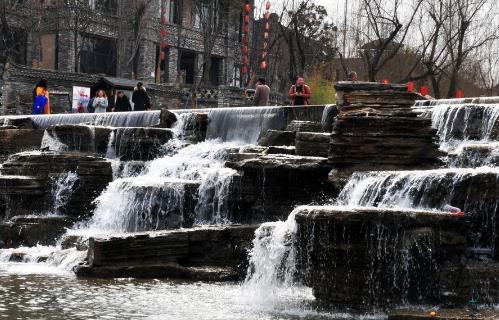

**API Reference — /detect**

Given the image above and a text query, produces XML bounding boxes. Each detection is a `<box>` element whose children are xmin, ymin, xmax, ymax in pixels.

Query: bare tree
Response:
<box><xmin>442</xmin><ymin>0</ymin><xmax>499</xmax><ymax>98</ymax></box>
<box><xmin>355</xmin><ymin>0</ymin><xmax>423</xmax><ymax>82</ymax></box>
<box><xmin>279</xmin><ymin>1</ymin><xmax>337</xmax><ymax>82</ymax></box>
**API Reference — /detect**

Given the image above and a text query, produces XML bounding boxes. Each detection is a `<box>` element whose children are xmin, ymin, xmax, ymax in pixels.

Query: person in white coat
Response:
<box><xmin>93</xmin><ymin>89</ymin><xmax>108</xmax><ymax>113</ymax></box>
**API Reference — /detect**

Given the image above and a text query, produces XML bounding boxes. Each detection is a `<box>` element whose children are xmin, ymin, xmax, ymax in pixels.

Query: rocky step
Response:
<box><xmin>74</xmin><ymin>224</ymin><xmax>258</xmax><ymax>280</ymax></box>
<box><xmin>0</xmin><ymin>151</ymin><xmax>112</xmax><ymax>219</ymax></box>
<box><xmin>226</xmin><ymin>154</ymin><xmax>334</xmax><ymax>222</ymax></box>
<box><xmin>43</xmin><ymin>125</ymin><xmax>175</xmax><ymax>161</ymax></box>
<box><xmin>0</xmin><ymin>129</ymin><xmax>44</xmax><ymax>162</ymax></box>
<box><xmin>257</xmin><ymin>130</ymin><xmax>296</xmax><ymax>146</ymax></box>
<box><xmin>295</xmin><ymin>132</ymin><xmax>330</xmax><ymax>157</ymax></box>
<box><xmin>294</xmin><ymin>206</ymin><xmax>469</xmax><ymax>311</ymax></box>
<box><xmin>0</xmin><ymin>215</ymin><xmax>73</xmax><ymax>248</ymax></box>
<box><xmin>285</xmin><ymin>120</ymin><xmax>323</xmax><ymax>133</ymax></box>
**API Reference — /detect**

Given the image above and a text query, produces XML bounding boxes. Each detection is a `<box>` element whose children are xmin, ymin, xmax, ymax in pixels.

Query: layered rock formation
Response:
<box><xmin>75</xmin><ymin>225</ymin><xmax>257</xmax><ymax>281</ymax></box>
<box><xmin>329</xmin><ymin>82</ymin><xmax>442</xmax><ymax>187</ymax></box>
<box><xmin>0</xmin><ymin>215</ymin><xmax>73</xmax><ymax>247</ymax></box>
<box><xmin>226</xmin><ymin>153</ymin><xmax>334</xmax><ymax>222</ymax></box>
<box><xmin>0</xmin><ymin>151</ymin><xmax>112</xmax><ymax>219</ymax></box>
<box><xmin>294</xmin><ymin>206</ymin><xmax>469</xmax><ymax>310</ymax></box>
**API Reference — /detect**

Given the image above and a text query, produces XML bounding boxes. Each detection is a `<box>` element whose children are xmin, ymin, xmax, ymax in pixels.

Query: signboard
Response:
<box><xmin>72</xmin><ymin>86</ymin><xmax>91</xmax><ymax>113</ymax></box>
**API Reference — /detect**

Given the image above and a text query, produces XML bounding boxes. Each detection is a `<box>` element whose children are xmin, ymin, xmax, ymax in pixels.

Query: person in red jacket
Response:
<box><xmin>288</xmin><ymin>76</ymin><xmax>312</xmax><ymax>105</ymax></box>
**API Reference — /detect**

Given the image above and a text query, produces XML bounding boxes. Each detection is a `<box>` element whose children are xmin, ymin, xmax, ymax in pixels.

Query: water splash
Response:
<box><xmin>242</xmin><ymin>210</ymin><xmax>299</xmax><ymax>307</ymax></box>
<box><xmin>52</xmin><ymin>172</ymin><xmax>79</xmax><ymax>215</ymax></box>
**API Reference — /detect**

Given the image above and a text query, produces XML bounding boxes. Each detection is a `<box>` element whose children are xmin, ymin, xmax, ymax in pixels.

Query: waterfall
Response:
<box><xmin>242</xmin><ymin>210</ymin><xmax>299</xmax><ymax>306</ymax></box>
<box><xmin>337</xmin><ymin>168</ymin><xmax>499</xmax><ymax>249</ymax></box>
<box><xmin>52</xmin><ymin>172</ymin><xmax>79</xmax><ymax>215</ymax></box>
<box><xmin>84</xmin><ymin>140</ymin><xmax>240</xmax><ymax>234</ymax></box>
<box><xmin>206</xmin><ymin>106</ymin><xmax>286</xmax><ymax>143</ymax></box>
<box><xmin>30</xmin><ymin>111</ymin><xmax>161</xmax><ymax>129</ymax></box>
<box><xmin>431</xmin><ymin>104</ymin><xmax>499</xmax><ymax>150</ymax></box>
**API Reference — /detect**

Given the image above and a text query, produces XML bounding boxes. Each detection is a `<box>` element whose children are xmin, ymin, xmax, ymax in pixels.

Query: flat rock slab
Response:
<box><xmin>75</xmin><ymin>224</ymin><xmax>258</xmax><ymax>280</ymax></box>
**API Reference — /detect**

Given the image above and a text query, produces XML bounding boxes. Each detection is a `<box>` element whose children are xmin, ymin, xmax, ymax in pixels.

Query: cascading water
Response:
<box><xmin>241</xmin><ymin>210</ymin><xmax>300</xmax><ymax>307</ymax></box>
<box><xmin>431</xmin><ymin>104</ymin><xmax>499</xmax><ymax>151</ymax></box>
<box><xmin>206</xmin><ymin>106</ymin><xmax>287</xmax><ymax>143</ymax></box>
<box><xmin>52</xmin><ymin>172</ymin><xmax>79</xmax><ymax>215</ymax></box>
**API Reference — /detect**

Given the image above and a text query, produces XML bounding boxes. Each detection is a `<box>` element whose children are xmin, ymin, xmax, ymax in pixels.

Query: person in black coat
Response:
<box><xmin>113</xmin><ymin>91</ymin><xmax>132</xmax><ymax>112</ymax></box>
<box><xmin>131</xmin><ymin>82</ymin><xmax>151</xmax><ymax>111</ymax></box>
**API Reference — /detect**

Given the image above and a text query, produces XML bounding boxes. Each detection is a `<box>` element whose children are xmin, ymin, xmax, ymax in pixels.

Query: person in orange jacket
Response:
<box><xmin>288</xmin><ymin>76</ymin><xmax>312</xmax><ymax>105</ymax></box>
<box><xmin>33</xmin><ymin>79</ymin><xmax>51</xmax><ymax>114</ymax></box>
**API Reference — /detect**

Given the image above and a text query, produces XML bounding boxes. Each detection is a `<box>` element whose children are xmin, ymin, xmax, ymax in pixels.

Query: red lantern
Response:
<box><xmin>242</xmin><ymin>56</ymin><xmax>248</xmax><ymax>65</ymax></box>
<box><xmin>161</xmin><ymin>40</ymin><xmax>167</xmax><ymax>48</ymax></box>
<box><xmin>383</xmin><ymin>79</ymin><xmax>389</xmax><ymax>84</ymax></box>
<box><xmin>420</xmin><ymin>86</ymin><xmax>428</xmax><ymax>97</ymax></box>
<box><xmin>244</xmin><ymin>3</ymin><xmax>251</xmax><ymax>14</ymax></box>
<box><xmin>244</xmin><ymin>15</ymin><xmax>250</xmax><ymax>23</ymax></box>
<box><xmin>243</xmin><ymin>36</ymin><xmax>249</xmax><ymax>46</ymax></box>
<box><xmin>260</xmin><ymin>60</ymin><xmax>267</xmax><ymax>70</ymax></box>
<box><xmin>407</xmin><ymin>81</ymin><xmax>414</xmax><ymax>92</ymax></box>
<box><xmin>243</xmin><ymin>25</ymin><xmax>249</xmax><ymax>34</ymax></box>
<box><xmin>242</xmin><ymin>46</ymin><xmax>248</xmax><ymax>55</ymax></box>
<box><xmin>456</xmin><ymin>89</ymin><xmax>464</xmax><ymax>98</ymax></box>
<box><xmin>161</xmin><ymin>16</ymin><xmax>166</xmax><ymax>24</ymax></box>
<box><xmin>160</xmin><ymin>51</ymin><xmax>166</xmax><ymax>61</ymax></box>
<box><xmin>161</xmin><ymin>28</ymin><xmax>167</xmax><ymax>37</ymax></box>
<box><xmin>241</xmin><ymin>65</ymin><xmax>248</xmax><ymax>74</ymax></box>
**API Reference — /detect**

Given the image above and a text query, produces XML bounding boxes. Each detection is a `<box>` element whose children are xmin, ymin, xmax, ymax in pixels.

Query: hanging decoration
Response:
<box><xmin>260</xmin><ymin>0</ymin><xmax>271</xmax><ymax>70</ymax></box>
<box><xmin>242</xmin><ymin>1</ymin><xmax>251</xmax><ymax>75</ymax></box>
<box><xmin>160</xmin><ymin>0</ymin><xmax>168</xmax><ymax>60</ymax></box>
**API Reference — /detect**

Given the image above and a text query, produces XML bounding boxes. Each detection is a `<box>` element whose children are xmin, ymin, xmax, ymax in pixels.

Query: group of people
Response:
<box><xmin>252</xmin><ymin>76</ymin><xmax>313</xmax><ymax>106</ymax></box>
<box><xmin>77</xmin><ymin>82</ymin><xmax>152</xmax><ymax>114</ymax></box>
<box><xmin>33</xmin><ymin>80</ymin><xmax>152</xmax><ymax>115</ymax></box>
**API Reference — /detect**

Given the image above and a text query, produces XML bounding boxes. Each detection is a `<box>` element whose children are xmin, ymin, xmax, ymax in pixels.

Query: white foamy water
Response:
<box><xmin>81</xmin><ymin>139</ymin><xmax>240</xmax><ymax>234</ymax></box>
<box><xmin>0</xmin><ymin>246</ymin><xmax>86</xmax><ymax>275</ymax></box>
<box><xmin>241</xmin><ymin>210</ymin><xmax>299</xmax><ymax>307</ymax></box>
<box><xmin>431</xmin><ymin>104</ymin><xmax>499</xmax><ymax>152</ymax></box>
<box><xmin>52</xmin><ymin>172</ymin><xmax>79</xmax><ymax>215</ymax></box>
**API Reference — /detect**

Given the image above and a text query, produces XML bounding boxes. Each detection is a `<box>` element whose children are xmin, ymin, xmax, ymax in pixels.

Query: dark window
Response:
<box><xmin>210</xmin><ymin>57</ymin><xmax>222</xmax><ymax>86</ymax></box>
<box><xmin>80</xmin><ymin>35</ymin><xmax>117</xmax><ymax>76</ymax></box>
<box><xmin>91</xmin><ymin>0</ymin><xmax>118</xmax><ymax>16</ymax></box>
<box><xmin>180</xmin><ymin>51</ymin><xmax>196</xmax><ymax>84</ymax></box>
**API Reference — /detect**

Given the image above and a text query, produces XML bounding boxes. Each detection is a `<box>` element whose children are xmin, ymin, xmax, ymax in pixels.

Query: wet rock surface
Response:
<box><xmin>295</xmin><ymin>132</ymin><xmax>330</xmax><ymax>157</ymax></box>
<box><xmin>294</xmin><ymin>206</ymin><xmax>469</xmax><ymax>310</ymax></box>
<box><xmin>0</xmin><ymin>151</ymin><xmax>112</xmax><ymax>219</ymax></box>
<box><xmin>43</xmin><ymin>125</ymin><xmax>174</xmax><ymax>160</ymax></box>
<box><xmin>0</xmin><ymin>215</ymin><xmax>73</xmax><ymax>247</ymax></box>
<box><xmin>226</xmin><ymin>154</ymin><xmax>335</xmax><ymax>222</ymax></box>
<box><xmin>257</xmin><ymin>130</ymin><xmax>296</xmax><ymax>146</ymax></box>
<box><xmin>75</xmin><ymin>225</ymin><xmax>257</xmax><ymax>281</ymax></box>
<box><xmin>0</xmin><ymin>129</ymin><xmax>44</xmax><ymax>162</ymax></box>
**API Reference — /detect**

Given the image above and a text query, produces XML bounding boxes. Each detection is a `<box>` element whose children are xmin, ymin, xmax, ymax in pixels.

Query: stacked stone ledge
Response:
<box><xmin>329</xmin><ymin>82</ymin><xmax>443</xmax><ymax>187</ymax></box>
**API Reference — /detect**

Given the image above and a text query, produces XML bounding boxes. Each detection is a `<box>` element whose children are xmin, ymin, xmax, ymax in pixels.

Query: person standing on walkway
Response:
<box><xmin>113</xmin><ymin>91</ymin><xmax>132</xmax><ymax>112</ymax></box>
<box><xmin>288</xmin><ymin>76</ymin><xmax>312</xmax><ymax>105</ymax></box>
<box><xmin>132</xmin><ymin>82</ymin><xmax>151</xmax><ymax>111</ymax></box>
<box><xmin>92</xmin><ymin>89</ymin><xmax>108</xmax><ymax>113</ymax></box>
<box><xmin>253</xmin><ymin>78</ymin><xmax>271</xmax><ymax>106</ymax></box>
<box><xmin>33</xmin><ymin>79</ymin><xmax>51</xmax><ymax>114</ymax></box>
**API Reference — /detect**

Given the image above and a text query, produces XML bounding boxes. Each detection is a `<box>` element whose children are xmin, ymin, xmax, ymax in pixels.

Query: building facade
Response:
<box><xmin>0</xmin><ymin>0</ymin><xmax>285</xmax><ymax>114</ymax></box>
